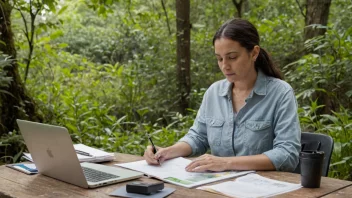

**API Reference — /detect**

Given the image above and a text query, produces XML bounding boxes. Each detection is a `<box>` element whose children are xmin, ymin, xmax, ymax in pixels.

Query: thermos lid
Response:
<box><xmin>300</xmin><ymin>151</ymin><xmax>325</xmax><ymax>159</ymax></box>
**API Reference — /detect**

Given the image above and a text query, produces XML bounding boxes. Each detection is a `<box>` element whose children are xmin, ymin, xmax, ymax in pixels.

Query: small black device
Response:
<box><xmin>126</xmin><ymin>181</ymin><xmax>164</xmax><ymax>195</ymax></box>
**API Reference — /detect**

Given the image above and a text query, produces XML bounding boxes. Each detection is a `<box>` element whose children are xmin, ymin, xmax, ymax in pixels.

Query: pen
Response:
<box><xmin>148</xmin><ymin>135</ymin><xmax>161</xmax><ymax>165</ymax></box>
<box><xmin>75</xmin><ymin>150</ymin><xmax>93</xmax><ymax>157</ymax></box>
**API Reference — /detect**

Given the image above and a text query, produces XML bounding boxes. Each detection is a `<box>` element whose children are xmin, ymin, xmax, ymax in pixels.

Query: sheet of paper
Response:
<box><xmin>74</xmin><ymin>144</ymin><xmax>114</xmax><ymax>157</ymax></box>
<box><xmin>22</xmin><ymin>153</ymin><xmax>33</xmax><ymax>162</ymax></box>
<box><xmin>73</xmin><ymin>144</ymin><xmax>114</xmax><ymax>162</ymax></box>
<box><xmin>116</xmin><ymin>157</ymin><xmax>254</xmax><ymax>188</ymax></box>
<box><xmin>197</xmin><ymin>173</ymin><xmax>302</xmax><ymax>198</ymax></box>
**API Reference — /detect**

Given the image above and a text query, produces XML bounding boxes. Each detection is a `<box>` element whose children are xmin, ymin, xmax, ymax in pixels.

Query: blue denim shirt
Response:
<box><xmin>179</xmin><ymin>69</ymin><xmax>301</xmax><ymax>171</ymax></box>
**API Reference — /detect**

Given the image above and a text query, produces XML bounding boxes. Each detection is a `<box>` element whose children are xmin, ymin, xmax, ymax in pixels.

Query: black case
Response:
<box><xmin>126</xmin><ymin>182</ymin><xmax>164</xmax><ymax>195</ymax></box>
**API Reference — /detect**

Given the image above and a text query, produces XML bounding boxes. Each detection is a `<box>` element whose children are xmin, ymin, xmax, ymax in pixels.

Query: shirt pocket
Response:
<box><xmin>206</xmin><ymin>118</ymin><xmax>225</xmax><ymax>146</ymax></box>
<box><xmin>244</xmin><ymin>120</ymin><xmax>272</xmax><ymax>153</ymax></box>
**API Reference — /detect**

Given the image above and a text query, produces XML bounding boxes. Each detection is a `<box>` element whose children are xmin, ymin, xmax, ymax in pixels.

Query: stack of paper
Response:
<box><xmin>197</xmin><ymin>173</ymin><xmax>302</xmax><ymax>198</ymax></box>
<box><xmin>23</xmin><ymin>144</ymin><xmax>114</xmax><ymax>163</ymax></box>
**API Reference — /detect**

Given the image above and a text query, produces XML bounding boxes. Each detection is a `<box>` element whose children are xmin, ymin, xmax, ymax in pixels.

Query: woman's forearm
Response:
<box><xmin>226</xmin><ymin>154</ymin><xmax>276</xmax><ymax>171</ymax></box>
<box><xmin>167</xmin><ymin>142</ymin><xmax>192</xmax><ymax>159</ymax></box>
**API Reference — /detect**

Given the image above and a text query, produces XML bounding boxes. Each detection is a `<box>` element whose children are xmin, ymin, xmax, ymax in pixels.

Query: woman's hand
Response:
<box><xmin>143</xmin><ymin>146</ymin><xmax>173</xmax><ymax>165</ymax></box>
<box><xmin>144</xmin><ymin>142</ymin><xmax>193</xmax><ymax>165</ymax></box>
<box><xmin>185</xmin><ymin>154</ymin><xmax>230</xmax><ymax>172</ymax></box>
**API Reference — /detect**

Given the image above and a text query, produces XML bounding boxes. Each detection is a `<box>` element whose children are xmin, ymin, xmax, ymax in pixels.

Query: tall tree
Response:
<box><xmin>0</xmin><ymin>0</ymin><xmax>43</xmax><ymax>137</ymax></box>
<box><xmin>301</xmin><ymin>0</ymin><xmax>333</xmax><ymax>114</ymax></box>
<box><xmin>304</xmin><ymin>0</ymin><xmax>332</xmax><ymax>40</ymax></box>
<box><xmin>175</xmin><ymin>0</ymin><xmax>191</xmax><ymax>114</ymax></box>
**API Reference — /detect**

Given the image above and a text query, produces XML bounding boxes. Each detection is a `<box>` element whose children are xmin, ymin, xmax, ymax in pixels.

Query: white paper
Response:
<box><xmin>115</xmin><ymin>157</ymin><xmax>254</xmax><ymax>188</ymax></box>
<box><xmin>197</xmin><ymin>173</ymin><xmax>302</xmax><ymax>198</ymax></box>
<box><xmin>23</xmin><ymin>144</ymin><xmax>114</xmax><ymax>163</ymax></box>
<box><xmin>22</xmin><ymin>153</ymin><xmax>34</xmax><ymax>162</ymax></box>
<box><xmin>73</xmin><ymin>144</ymin><xmax>114</xmax><ymax>162</ymax></box>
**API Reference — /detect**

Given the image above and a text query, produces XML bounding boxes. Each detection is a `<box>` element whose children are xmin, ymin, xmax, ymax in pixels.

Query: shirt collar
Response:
<box><xmin>218</xmin><ymin>69</ymin><xmax>267</xmax><ymax>97</ymax></box>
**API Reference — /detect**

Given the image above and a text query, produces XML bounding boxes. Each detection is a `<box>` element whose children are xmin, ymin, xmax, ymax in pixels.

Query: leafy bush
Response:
<box><xmin>0</xmin><ymin>53</ymin><xmax>25</xmax><ymax>165</ymax></box>
<box><xmin>285</xmin><ymin>17</ymin><xmax>352</xmax><ymax>180</ymax></box>
<box><xmin>284</xmin><ymin>26</ymin><xmax>352</xmax><ymax>109</ymax></box>
<box><xmin>22</xmin><ymin>43</ymin><xmax>197</xmax><ymax>156</ymax></box>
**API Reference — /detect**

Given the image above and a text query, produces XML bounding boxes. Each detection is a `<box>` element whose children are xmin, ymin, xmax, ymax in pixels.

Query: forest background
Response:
<box><xmin>0</xmin><ymin>0</ymin><xmax>351</xmax><ymax>180</ymax></box>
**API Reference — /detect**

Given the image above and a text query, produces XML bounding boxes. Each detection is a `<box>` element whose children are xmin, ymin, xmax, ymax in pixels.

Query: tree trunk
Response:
<box><xmin>0</xmin><ymin>1</ymin><xmax>43</xmax><ymax>135</ymax></box>
<box><xmin>232</xmin><ymin>0</ymin><xmax>246</xmax><ymax>18</ymax></box>
<box><xmin>176</xmin><ymin>0</ymin><xmax>191</xmax><ymax>114</ymax></box>
<box><xmin>304</xmin><ymin>0</ymin><xmax>331</xmax><ymax>40</ymax></box>
<box><xmin>304</xmin><ymin>0</ymin><xmax>332</xmax><ymax>115</ymax></box>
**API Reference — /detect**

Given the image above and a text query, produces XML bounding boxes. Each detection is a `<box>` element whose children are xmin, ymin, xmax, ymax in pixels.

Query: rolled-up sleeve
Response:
<box><xmin>263</xmin><ymin>89</ymin><xmax>301</xmax><ymax>171</ymax></box>
<box><xmin>178</xmin><ymin>92</ymin><xmax>210</xmax><ymax>156</ymax></box>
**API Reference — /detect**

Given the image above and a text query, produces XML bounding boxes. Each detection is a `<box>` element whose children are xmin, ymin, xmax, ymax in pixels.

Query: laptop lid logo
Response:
<box><xmin>46</xmin><ymin>148</ymin><xmax>54</xmax><ymax>158</ymax></box>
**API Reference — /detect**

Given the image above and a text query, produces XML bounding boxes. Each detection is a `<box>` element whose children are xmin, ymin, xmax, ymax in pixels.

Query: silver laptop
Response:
<box><xmin>17</xmin><ymin>119</ymin><xmax>143</xmax><ymax>188</ymax></box>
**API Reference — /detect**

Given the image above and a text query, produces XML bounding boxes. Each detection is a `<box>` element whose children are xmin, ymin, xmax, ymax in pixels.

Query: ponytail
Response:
<box><xmin>255</xmin><ymin>47</ymin><xmax>283</xmax><ymax>80</ymax></box>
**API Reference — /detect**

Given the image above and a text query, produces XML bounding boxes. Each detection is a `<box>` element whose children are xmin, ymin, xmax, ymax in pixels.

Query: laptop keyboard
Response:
<box><xmin>82</xmin><ymin>167</ymin><xmax>119</xmax><ymax>183</ymax></box>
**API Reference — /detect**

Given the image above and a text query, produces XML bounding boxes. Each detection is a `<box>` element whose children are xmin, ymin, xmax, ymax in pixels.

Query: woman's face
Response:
<box><xmin>214</xmin><ymin>38</ymin><xmax>258</xmax><ymax>83</ymax></box>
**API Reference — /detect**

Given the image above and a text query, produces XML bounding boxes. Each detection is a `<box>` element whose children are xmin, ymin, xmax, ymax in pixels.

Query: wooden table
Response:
<box><xmin>0</xmin><ymin>153</ymin><xmax>351</xmax><ymax>198</ymax></box>
<box><xmin>321</xmin><ymin>185</ymin><xmax>352</xmax><ymax>198</ymax></box>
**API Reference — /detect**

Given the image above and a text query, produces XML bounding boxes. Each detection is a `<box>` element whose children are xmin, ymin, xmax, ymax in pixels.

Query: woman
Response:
<box><xmin>144</xmin><ymin>18</ymin><xmax>301</xmax><ymax>172</ymax></box>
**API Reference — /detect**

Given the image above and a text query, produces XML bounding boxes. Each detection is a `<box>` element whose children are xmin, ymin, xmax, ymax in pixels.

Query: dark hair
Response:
<box><xmin>213</xmin><ymin>18</ymin><xmax>283</xmax><ymax>80</ymax></box>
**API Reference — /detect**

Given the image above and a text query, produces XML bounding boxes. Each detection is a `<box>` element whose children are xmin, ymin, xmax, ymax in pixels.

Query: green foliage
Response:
<box><xmin>284</xmin><ymin>26</ymin><xmax>352</xmax><ymax>108</ymax></box>
<box><xmin>246</xmin><ymin>0</ymin><xmax>305</xmax><ymax>67</ymax></box>
<box><xmin>0</xmin><ymin>130</ymin><xmax>26</xmax><ymax>165</ymax></box>
<box><xmin>324</xmin><ymin>108</ymin><xmax>352</xmax><ymax>180</ymax></box>
<box><xmin>21</xmin><ymin>46</ymin><xmax>196</xmax><ymax>156</ymax></box>
<box><xmin>0</xmin><ymin>54</ymin><xmax>22</xmax><ymax>165</ymax></box>
<box><xmin>0</xmin><ymin>53</ymin><xmax>13</xmax><ymax>96</ymax></box>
